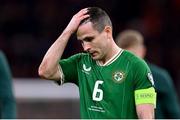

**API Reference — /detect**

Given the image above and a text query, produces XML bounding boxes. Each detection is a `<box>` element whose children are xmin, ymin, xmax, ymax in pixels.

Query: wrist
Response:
<box><xmin>58</xmin><ymin>28</ymin><xmax>73</xmax><ymax>42</ymax></box>
<box><xmin>64</xmin><ymin>27</ymin><xmax>75</xmax><ymax>35</ymax></box>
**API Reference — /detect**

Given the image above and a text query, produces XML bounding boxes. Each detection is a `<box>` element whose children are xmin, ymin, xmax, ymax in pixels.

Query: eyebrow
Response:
<box><xmin>78</xmin><ymin>36</ymin><xmax>94</xmax><ymax>41</ymax></box>
<box><xmin>82</xmin><ymin>36</ymin><xmax>94</xmax><ymax>42</ymax></box>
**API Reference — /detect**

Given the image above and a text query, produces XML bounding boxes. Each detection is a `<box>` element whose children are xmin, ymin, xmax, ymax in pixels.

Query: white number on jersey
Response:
<box><xmin>92</xmin><ymin>80</ymin><xmax>104</xmax><ymax>101</ymax></box>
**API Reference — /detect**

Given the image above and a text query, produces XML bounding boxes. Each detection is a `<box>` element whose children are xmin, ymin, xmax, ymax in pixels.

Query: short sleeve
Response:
<box><xmin>134</xmin><ymin>59</ymin><xmax>154</xmax><ymax>90</ymax></box>
<box><xmin>133</xmin><ymin>59</ymin><xmax>156</xmax><ymax>106</ymax></box>
<box><xmin>59</xmin><ymin>54</ymin><xmax>81</xmax><ymax>84</ymax></box>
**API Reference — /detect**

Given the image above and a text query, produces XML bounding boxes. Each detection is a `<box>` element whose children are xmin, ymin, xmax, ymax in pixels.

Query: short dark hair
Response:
<box><xmin>80</xmin><ymin>7</ymin><xmax>112</xmax><ymax>33</ymax></box>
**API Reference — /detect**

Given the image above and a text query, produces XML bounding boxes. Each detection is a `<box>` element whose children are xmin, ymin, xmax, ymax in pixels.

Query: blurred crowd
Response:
<box><xmin>0</xmin><ymin>0</ymin><xmax>180</xmax><ymax>95</ymax></box>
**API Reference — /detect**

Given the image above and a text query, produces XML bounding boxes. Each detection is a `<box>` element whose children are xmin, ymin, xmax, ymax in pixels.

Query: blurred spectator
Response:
<box><xmin>115</xmin><ymin>29</ymin><xmax>180</xmax><ymax>119</ymax></box>
<box><xmin>0</xmin><ymin>50</ymin><xmax>16</xmax><ymax>119</ymax></box>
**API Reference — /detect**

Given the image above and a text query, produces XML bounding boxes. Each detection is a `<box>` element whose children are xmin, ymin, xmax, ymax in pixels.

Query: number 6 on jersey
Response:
<box><xmin>92</xmin><ymin>80</ymin><xmax>104</xmax><ymax>101</ymax></box>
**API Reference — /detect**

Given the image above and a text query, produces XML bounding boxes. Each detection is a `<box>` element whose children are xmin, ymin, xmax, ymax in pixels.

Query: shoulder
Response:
<box><xmin>0</xmin><ymin>50</ymin><xmax>8</xmax><ymax>64</ymax></box>
<box><xmin>0</xmin><ymin>50</ymin><xmax>5</xmax><ymax>58</ymax></box>
<box><xmin>149</xmin><ymin>63</ymin><xmax>168</xmax><ymax>75</ymax></box>
<box><xmin>61</xmin><ymin>52</ymin><xmax>91</xmax><ymax>62</ymax></box>
<box><xmin>148</xmin><ymin>63</ymin><xmax>173</xmax><ymax>83</ymax></box>
<box><xmin>69</xmin><ymin>52</ymin><xmax>90</xmax><ymax>59</ymax></box>
<box><xmin>121</xmin><ymin>50</ymin><xmax>147</xmax><ymax>66</ymax></box>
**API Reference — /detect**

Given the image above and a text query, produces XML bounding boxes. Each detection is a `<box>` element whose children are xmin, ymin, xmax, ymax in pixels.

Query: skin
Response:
<box><xmin>38</xmin><ymin>8</ymin><xmax>155</xmax><ymax>119</ymax></box>
<box><xmin>116</xmin><ymin>30</ymin><xmax>155</xmax><ymax>119</ymax></box>
<box><xmin>38</xmin><ymin>8</ymin><xmax>90</xmax><ymax>80</ymax></box>
<box><xmin>77</xmin><ymin>22</ymin><xmax>119</xmax><ymax>64</ymax></box>
<box><xmin>126</xmin><ymin>44</ymin><xmax>146</xmax><ymax>58</ymax></box>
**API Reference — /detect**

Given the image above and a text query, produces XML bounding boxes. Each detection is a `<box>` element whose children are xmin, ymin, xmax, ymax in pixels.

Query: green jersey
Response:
<box><xmin>59</xmin><ymin>50</ymin><xmax>154</xmax><ymax>119</ymax></box>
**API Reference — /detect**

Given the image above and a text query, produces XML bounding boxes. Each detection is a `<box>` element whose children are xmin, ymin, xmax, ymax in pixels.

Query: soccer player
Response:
<box><xmin>116</xmin><ymin>29</ymin><xmax>180</xmax><ymax>119</ymax></box>
<box><xmin>0</xmin><ymin>50</ymin><xmax>16</xmax><ymax>119</ymax></box>
<box><xmin>39</xmin><ymin>7</ymin><xmax>156</xmax><ymax>119</ymax></box>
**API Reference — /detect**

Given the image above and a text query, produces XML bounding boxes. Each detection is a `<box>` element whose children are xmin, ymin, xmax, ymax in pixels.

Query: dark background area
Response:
<box><xmin>0</xmin><ymin>0</ymin><xmax>180</xmax><ymax>96</ymax></box>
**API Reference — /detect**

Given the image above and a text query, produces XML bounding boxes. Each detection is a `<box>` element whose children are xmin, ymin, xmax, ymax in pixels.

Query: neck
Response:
<box><xmin>98</xmin><ymin>39</ymin><xmax>121</xmax><ymax>65</ymax></box>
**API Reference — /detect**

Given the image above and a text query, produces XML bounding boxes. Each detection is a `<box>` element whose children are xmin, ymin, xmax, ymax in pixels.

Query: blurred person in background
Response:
<box><xmin>116</xmin><ymin>29</ymin><xmax>180</xmax><ymax>119</ymax></box>
<box><xmin>0</xmin><ymin>50</ymin><xmax>16</xmax><ymax>119</ymax></box>
<box><xmin>39</xmin><ymin>7</ymin><xmax>156</xmax><ymax>119</ymax></box>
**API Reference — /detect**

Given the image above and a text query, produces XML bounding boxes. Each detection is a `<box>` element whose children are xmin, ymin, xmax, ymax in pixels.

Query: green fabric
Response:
<box><xmin>60</xmin><ymin>50</ymin><xmax>155</xmax><ymax>119</ymax></box>
<box><xmin>148</xmin><ymin>63</ymin><xmax>180</xmax><ymax>119</ymax></box>
<box><xmin>0</xmin><ymin>51</ymin><xmax>16</xmax><ymax>119</ymax></box>
<box><xmin>135</xmin><ymin>87</ymin><xmax>156</xmax><ymax>106</ymax></box>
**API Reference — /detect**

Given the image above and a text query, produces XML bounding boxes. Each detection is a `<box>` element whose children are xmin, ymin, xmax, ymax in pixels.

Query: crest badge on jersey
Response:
<box><xmin>147</xmin><ymin>72</ymin><xmax>154</xmax><ymax>85</ymax></box>
<box><xmin>112</xmin><ymin>71</ymin><xmax>125</xmax><ymax>83</ymax></box>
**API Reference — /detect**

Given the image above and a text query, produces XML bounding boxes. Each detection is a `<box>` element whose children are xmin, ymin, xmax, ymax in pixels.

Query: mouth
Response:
<box><xmin>90</xmin><ymin>51</ymin><xmax>98</xmax><ymax>57</ymax></box>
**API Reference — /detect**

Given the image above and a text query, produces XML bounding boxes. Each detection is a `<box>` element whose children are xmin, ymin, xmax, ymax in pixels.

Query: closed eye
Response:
<box><xmin>83</xmin><ymin>37</ymin><xmax>94</xmax><ymax>42</ymax></box>
<box><xmin>78</xmin><ymin>36</ymin><xmax>94</xmax><ymax>46</ymax></box>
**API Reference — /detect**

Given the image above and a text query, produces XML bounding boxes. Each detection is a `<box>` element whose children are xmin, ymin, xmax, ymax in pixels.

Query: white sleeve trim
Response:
<box><xmin>58</xmin><ymin>65</ymin><xmax>65</xmax><ymax>85</ymax></box>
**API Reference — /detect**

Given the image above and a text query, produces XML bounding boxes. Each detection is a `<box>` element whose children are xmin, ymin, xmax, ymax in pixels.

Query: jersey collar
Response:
<box><xmin>96</xmin><ymin>48</ymin><xmax>123</xmax><ymax>66</ymax></box>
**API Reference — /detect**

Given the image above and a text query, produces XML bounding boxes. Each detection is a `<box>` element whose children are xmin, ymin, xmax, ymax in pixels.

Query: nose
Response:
<box><xmin>83</xmin><ymin>42</ymin><xmax>91</xmax><ymax>52</ymax></box>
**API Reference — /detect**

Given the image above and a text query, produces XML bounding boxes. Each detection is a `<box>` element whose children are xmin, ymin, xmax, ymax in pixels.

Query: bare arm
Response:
<box><xmin>136</xmin><ymin>104</ymin><xmax>155</xmax><ymax>119</ymax></box>
<box><xmin>38</xmin><ymin>8</ymin><xmax>89</xmax><ymax>81</ymax></box>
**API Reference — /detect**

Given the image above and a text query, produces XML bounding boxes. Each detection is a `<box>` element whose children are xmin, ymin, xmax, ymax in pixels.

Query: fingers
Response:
<box><xmin>65</xmin><ymin>8</ymin><xmax>89</xmax><ymax>33</ymax></box>
<box><xmin>78</xmin><ymin>8</ymin><xmax>88</xmax><ymax>15</ymax></box>
<box><xmin>76</xmin><ymin>8</ymin><xmax>89</xmax><ymax>18</ymax></box>
<box><xmin>78</xmin><ymin>8</ymin><xmax>90</xmax><ymax>21</ymax></box>
<box><xmin>79</xmin><ymin>14</ymin><xmax>89</xmax><ymax>22</ymax></box>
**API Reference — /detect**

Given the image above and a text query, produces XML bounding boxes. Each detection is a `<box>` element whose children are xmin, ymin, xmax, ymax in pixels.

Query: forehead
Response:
<box><xmin>77</xmin><ymin>22</ymin><xmax>99</xmax><ymax>40</ymax></box>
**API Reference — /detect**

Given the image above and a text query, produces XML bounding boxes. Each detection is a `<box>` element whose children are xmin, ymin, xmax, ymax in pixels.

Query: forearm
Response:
<box><xmin>38</xmin><ymin>8</ymin><xmax>89</xmax><ymax>80</ymax></box>
<box><xmin>38</xmin><ymin>29</ymin><xmax>72</xmax><ymax>80</ymax></box>
<box><xmin>42</xmin><ymin>29</ymin><xmax>71</xmax><ymax>63</ymax></box>
<box><xmin>136</xmin><ymin>104</ymin><xmax>155</xmax><ymax>119</ymax></box>
<box><xmin>137</xmin><ymin>109</ymin><xmax>154</xmax><ymax>119</ymax></box>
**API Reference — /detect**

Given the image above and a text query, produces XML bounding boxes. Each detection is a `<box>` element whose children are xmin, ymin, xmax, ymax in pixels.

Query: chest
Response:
<box><xmin>78</xmin><ymin>62</ymin><xmax>135</xmax><ymax>98</ymax></box>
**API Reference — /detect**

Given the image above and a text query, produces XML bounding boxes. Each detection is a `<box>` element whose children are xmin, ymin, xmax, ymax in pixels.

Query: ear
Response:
<box><xmin>104</xmin><ymin>26</ymin><xmax>112</xmax><ymax>39</ymax></box>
